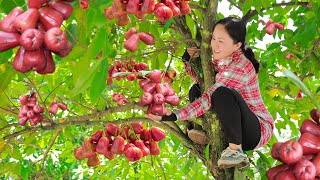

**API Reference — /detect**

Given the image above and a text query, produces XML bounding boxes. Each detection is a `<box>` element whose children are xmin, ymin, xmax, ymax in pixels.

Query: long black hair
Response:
<box><xmin>214</xmin><ymin>17</ymin><xmax>260</xmax><ymax>73</ymax></box>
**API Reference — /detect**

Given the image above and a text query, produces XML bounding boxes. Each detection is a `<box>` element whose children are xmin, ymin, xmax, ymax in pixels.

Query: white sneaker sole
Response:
<box><xmin>218</xmin><ymin>158</ymin><xmax>249</xmax><ymax>169</ymax></box>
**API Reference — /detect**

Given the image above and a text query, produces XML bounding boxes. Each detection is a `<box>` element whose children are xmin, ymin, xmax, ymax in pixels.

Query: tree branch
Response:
<box><xmin>23</xmin><ymin>74</ymin><xmax>53</xmax><ymax>124</ymax></box>
<box><xmin>242</xmin><ymin>2</ymin><xmax>309</xmax><ymax>23</ymax></box>
<box><xmin>226</xmin><ymin>0</ymin><xmax>241</xmax><ymax>10</ymax></box>
<box><xmin>201</xmin><ymin>0</ymin><xmax>217</xmax><ymax>90</ymax></box>
<box><xmin>189</xmin><ymin>4</ymin><xmax>205</xmax><ymax>13</ymax></box>
<box><xmin>301</xmin><ymin>36</ymin><xmax>320</xmax><ymax>62</ymax></box>
<box><xmin>0</xmin><ymin>86</ymin><xmax>18</xmax><ymax>110</ymax></box>
<box><xmin>2</xmin><ymin>103</ymin><xmax>190</xmax><ymax>142</ymax></box>
<box><xmin>0</xmin><ymin>123</ymin><xmax>18</xmax><ymax>131</ymax></box>
<box><xmin>0</xmin><ymin>106</ymin><xmax>18</xmax><ymax>116</ymax></box>
<box><xmin>40</xmin><ymin>129</ymin><xmax>62</xmax><ymax>167</ymax></box>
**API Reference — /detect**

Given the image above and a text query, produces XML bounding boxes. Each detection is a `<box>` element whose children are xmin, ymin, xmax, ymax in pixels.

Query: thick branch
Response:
<box><xmin>2</xmin><ymin>101</ymin><xmax>191</xmax><ymax>145</ymax></box>
<box><xmin>242</xmin><ymin>2</ymin><xmax>309</xmax><ymax>23</ymax></box>
<box><xmin>201</xmin><ymin>0</ymin><xmax>218</xmax><ymax>90</ymax></box>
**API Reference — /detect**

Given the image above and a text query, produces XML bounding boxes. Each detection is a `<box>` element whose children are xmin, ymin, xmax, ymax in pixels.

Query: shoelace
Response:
<box><xmin>221</xmin><ymin>148</ymin><xmax>243</xmax><ymax>157</ymax></box>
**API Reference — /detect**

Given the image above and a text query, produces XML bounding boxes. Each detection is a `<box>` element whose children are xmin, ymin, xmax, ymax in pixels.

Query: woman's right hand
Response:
<box><xmin>187</xmin><ymin>47</ymin><xmax>200</xmax><ymax>58</ymax></box>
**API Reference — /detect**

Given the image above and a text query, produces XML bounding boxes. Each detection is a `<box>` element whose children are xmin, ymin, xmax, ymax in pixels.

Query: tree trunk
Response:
<box><xmin>172</xmin><ymin>0</ymin><xmax>239</xmax><ymax>178</ymax></box>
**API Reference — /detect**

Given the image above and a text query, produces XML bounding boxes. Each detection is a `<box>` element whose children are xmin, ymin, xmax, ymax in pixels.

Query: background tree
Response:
<box><xmin>0</xmin><ymin>0</ymin><xmax>319</xmax><ymax>179</ymax></box>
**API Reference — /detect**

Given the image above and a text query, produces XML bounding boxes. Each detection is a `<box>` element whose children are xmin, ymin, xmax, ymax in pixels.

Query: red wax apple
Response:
<box><xmin>293</xmin><ymin>159</ymin><xmax>316</xmax><ymax>180</ymax></box>
<box><xmin>20</xmin><ymin>29</ymin><xmax>44</xmax><ymax>51</ymax></box>
<box><xmin>44</xmin><ymin>27</ymin><xmax>68</xmax><ymax>52</ymax></box>
<box><xmin>0</xmin><ymin>7</ymin><xmax>23</xmax><ymax>33</ymax></box>
<box><xmin>13</xmin><ymin>8</ymin><xmax>39</xmax><ymax>32</ymax></box>
<box><xmin>0</xmin><ymin>31</ymin><xmax>20</xmax><ymax>52</ymax></box>
<box><xmin>278</xmin><ymin>140</ymin><xmax>303</xmax><ymax>164</ymax></box>
<box><xmin>39</xmin><ymin>7</ymin><xmax>64</xmax><ymax>30</ymax></box>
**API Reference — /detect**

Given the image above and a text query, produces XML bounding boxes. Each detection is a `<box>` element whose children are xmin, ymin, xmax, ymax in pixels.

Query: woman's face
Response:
<box><xmin>211</xmin><ymin>24</ymin><xmax>241</xmax><ymax>60</ymax></box>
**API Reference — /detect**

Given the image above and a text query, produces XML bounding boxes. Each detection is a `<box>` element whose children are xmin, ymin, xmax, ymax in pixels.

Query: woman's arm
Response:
<box><xmin>174</xmin><ymin>67</ymin><xmax>249</xmax><ymax>120</ymax></box>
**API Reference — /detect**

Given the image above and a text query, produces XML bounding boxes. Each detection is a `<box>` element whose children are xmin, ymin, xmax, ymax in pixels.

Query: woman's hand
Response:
<box><xmin>144</xmin><ymin>114</ymin><xmax>162</xmax><ymax>121</ymax></box>
<box><xmin>144</xmin><ymin>109</ymin><xmax>172</xmax><ymax>121</ymax></box>
<box><xmin>187</xmin><ymin>47</ymin><xmax>200</xmax><ymax>58</ymax></box>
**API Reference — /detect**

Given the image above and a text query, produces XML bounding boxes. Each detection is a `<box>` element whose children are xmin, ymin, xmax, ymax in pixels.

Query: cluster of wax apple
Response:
<box><xmin>138</xmin><ymin>70</ymin><xmax>180</xmax><ymax>116</ymax></box>
<box><xmin>18</xmin><ymin>93</ymin><xmax>45</xmax><ymax>126</ymax></box>
<box><xmin>0</xmin><ymin>0</ymin><xmax>74</xmax><ymax>74</ymax></box>
<box><xmin>73</xmin><ymin>122</ymin><xmax>166</xmax><ymax>166</ymax></box>
<box><xmin>124</xmin><ymin>27</ymin><xmax>155</xmax><ymax>52</ymax></box>
<box><xmin>18</xmin><ymin>93</ymin><xmax>69</xmax><ymax>126</ymax></box>
<box><xmin>261</xmin><ymin>19</ymin><xmax>284</xmax><ymax>35</ymax></box>
<box><xmin>108</xmin><ymin>60</ymin><xmax>149</xmax><ymax>82</ymax></box>
<box><xmin>49</xmin><ymin>100</ymin><xmax>68</xmax><ymax>114</ymax></box>
<box><xmin>267</xmin><ymin>108</ymin><xmax>320</xmax><ymax>180</ymax></box>
<box><xmin>103</xmin><ymin>0</ymin><xmax>191</xmax><ymax>26</ymax></box>
<box><xmin>112</xmin><ymin>92</ymin><xmax>129</xmax><ymax>106</ymax></box>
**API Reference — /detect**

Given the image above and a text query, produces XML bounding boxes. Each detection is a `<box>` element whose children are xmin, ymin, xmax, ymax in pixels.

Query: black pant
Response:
<box><xmin>189</xmin><ymin>84</ymin><xmax>261</xmax><ymax>151</ymax></box>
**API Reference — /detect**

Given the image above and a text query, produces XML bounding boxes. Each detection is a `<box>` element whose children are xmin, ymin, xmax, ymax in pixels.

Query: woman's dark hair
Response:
<box><xmin>214</xmin><ymin>17</ymin><xmax>260</xmax><ymax>73</ymax></box>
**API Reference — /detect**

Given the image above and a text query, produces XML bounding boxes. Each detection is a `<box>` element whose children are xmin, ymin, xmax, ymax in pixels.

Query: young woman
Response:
<box><xmin>145</xmin><ymin>17</ymin><xmax>274</xmax><ymax>168</ymax></box>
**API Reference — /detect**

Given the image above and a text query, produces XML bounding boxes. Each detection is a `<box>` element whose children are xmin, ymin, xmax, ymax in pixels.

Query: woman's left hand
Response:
<box><xmin>144</xmin><ymin>114</ymin><xmax>162</xmax><ymax>121</ymax></box>
<box><xmin>145</xmin><ymin>109</ymin><xmax>172</xmax><ymax>121</ymax></box>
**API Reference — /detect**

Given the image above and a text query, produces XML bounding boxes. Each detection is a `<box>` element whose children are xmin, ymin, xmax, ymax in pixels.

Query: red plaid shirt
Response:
<box><xmin>177</xmin><ymin>50</ymin><xmax>274</xmax><ymax>149</ymax></box>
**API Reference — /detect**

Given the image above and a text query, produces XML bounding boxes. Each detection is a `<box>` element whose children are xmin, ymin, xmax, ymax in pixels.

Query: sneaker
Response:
<box><xmin>187</xmin><ymin>129</ymin><xmax>209</xmax><ymax>145</ymax></box>
<box><xmin>217</xmin><ymin>147</ymin><xmax>248</xmax><ymax>168</ymax></box>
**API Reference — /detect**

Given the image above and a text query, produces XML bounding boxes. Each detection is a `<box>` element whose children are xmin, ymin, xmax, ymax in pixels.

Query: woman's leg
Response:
<box><xmin>186</xmin><ymin>84</ymin><xmax>209</xmax><ymax>144</ymax></box>
<box><xmin>211</xmin><ymin>86</ymin><xmax>261</xmax><ymax>151</ymax></box>
<box><xmin>186</xmin><ymin>84</ymin><xmax>202</xmax><ymax>130</ymax></box>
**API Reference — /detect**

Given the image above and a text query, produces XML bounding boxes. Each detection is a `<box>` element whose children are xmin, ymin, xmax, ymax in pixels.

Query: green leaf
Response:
<box><xmin>90</xmin><ymin>58</ymin><xmax>108</xmax><ymax>102</ymax></box>
<box><xmin>283</xmin><ymin>69</ymin><xmax>319</xmax><ymax>110</ymax></box>
<box><xmin>70</xmin><ymin>57</ymin><xmax>101</xmax><ymax>96</ymax></box>
<box><xmin>1</xmin><ymin>0</ymin><xmax>25</xmax><ymax>14</ymax></box>
<box><xmin>163</xmin><ymin>19</ymin><xmax>174</xmax><ymax>33</ymax></box>
<box><xmin>186</xmin><ymin>15</ymin><xmax>197</xmax><ymax>39</ymax></box>
<box><xmin>86</xmin><ymin>28</ymin><xmax>107</xmax><ymax>60</ymax></box>
<box><xmin>205</xmin><ymin>144</ymin><xmax>210</xmax><ymax>161</ymax></box>
<box><xmin>21</xmin><ymin>160</ymin><xmax>31</xmax><ymax>180</ymax></box>
<box><xmin>242</xmin><ymin>0</ymin><xmax>253</xmax><ymax>14</ymax></box>
<box><xmin>256</xmin><ymin>151</ymin><xmax>271</xmax><ymax>166</ymax></box>
<box><xmin>0</xmin><ymin>64</ymin><xmax>14</xmax><ymax>90</ymax></box>
<box><xmin>64</xmin><ymin>45</ymin><xmax>86</xmax><ymax>61</ymax></box>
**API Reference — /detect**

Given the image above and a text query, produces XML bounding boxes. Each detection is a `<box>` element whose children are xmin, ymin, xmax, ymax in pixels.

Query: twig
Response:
<box><xmin>189</xmin><ymin>4</ymin><xmax>205</xmax><ymax>13</ymax></box>
<box><xmin>163</xmin><ymin>50</ymin><xmax>175</xmax><ymax>78</ymax></box>
<box><xmin>40</xmin><ymin>129</ymin><xmax>62</xmax><ymax>167</ymax></box>
<box><xmin>28</xmin><ymin>144</ymin><xmax>45</xmax><ymax>154</ymax></box>
<box><xmin>156</xmin><ymin>156</ymin><xmax>167</xmax><ymax>180</ymax></box>
<box><xmin>0</xmin><ymin>106</ymin><xmax>18</xmax><ymax>116</ymax></box>
<box><xmin>0</xmin><ymin>123</ymin><xmax>19</xmax><ymax>131</ymax></box>
<box><xmin>44</xmin><ymin>75</ymin><xmax>72</xmax><ymax>104</ymax></box>
<box><xmin>300</xmin><ymin>36</ymin><xmax>320</xmax><ymax>62</ymax></box>
<box><xmin>0</xmin><ymin>86</ymin><xmax>19</xmax><ymax>110</ymax></box>
<box><xmin>242</xmin><ymin>2</ymin><xmax>309</xmax><ymax>23</ymax></box>
<box><xmin>56</xmin><ymin>95</ymin><xmax>94</xmax><ymax>112</ymax></box>
<box><xmin>62</xmin><ymin>24</ymin><xmax>88</xmax><ymax>50</ymax></box>
<box><xmin>111</xmin><ymin>44</ymin><xmax>180</xmax><ymax>61</ymax></box>
<box><xmin>23</xmin><ymin>74</ymin><xmax>54</xmax><ymax>124</ymax></box>
<box><xmin>226</xmin><ymin>0</ymin><xmax>241</xmax><ymax>10</ymax></box>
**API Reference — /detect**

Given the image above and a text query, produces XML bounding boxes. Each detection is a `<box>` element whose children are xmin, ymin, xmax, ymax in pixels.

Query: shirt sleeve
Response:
<box><xmin>175</xmin><ymin>67</ymin><xmax>250</xmax><ymax>120</ymax></box>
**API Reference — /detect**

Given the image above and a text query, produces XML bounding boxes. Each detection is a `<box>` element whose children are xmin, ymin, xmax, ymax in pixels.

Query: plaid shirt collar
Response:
<box><xmin>213</xmin><ymin>49</ymin><xmax>243</xmax><ymax>71</ymax></box>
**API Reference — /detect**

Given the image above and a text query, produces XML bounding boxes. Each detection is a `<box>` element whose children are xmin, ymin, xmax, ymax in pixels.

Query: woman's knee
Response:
<box><xmin>211</xmin><ymin>86</ymin><xmax>237</xmax><ymax>102</ymax></box>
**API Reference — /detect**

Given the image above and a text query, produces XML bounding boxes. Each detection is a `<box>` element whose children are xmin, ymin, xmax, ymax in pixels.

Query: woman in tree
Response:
<box><xmin>145</xmin><ymin>17</ymin><xmax>274</xmax><ymax>168</ymax></box>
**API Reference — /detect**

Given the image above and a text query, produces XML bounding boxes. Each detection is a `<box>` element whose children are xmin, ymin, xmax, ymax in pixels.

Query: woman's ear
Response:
<box><xmin>234</xmin><ymin>42</ymin><xmax>242</xmax><ymax>51</ymax></box>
